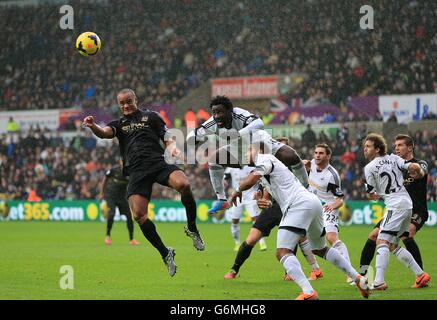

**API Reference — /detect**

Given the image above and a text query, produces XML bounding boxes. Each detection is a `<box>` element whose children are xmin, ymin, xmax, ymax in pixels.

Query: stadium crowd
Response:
<box><xmin>1</xmin><ymin>127</ymin><xmax>436</xmax><ymax>203</ymax></box>
<box><xmin>1</xmin><ymin>0</ymin><xmax>437</xmax><ymax>115</ymax></box>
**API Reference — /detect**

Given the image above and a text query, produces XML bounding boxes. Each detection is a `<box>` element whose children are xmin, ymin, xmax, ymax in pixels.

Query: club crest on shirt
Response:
<box><xmin>141</xmin><ymin>116</ymin><xmax>148</xmax><ymax>123</ymax></box>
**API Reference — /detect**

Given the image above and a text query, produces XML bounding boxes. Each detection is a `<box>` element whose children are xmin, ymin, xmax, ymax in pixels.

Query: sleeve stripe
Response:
<box><xmin>327</xmin><ymin>166</ymin><xmax>340</xmax><ymax>186</ymax></box>
<box><xmin>203</xmin><ymin>120</ymin><xmax>216</xmax><ymax>129</ymax></box>
<box><xmin>109</xmin><ymin>126</ymin><xmax>117</xmax><ymax>138</ymax></box>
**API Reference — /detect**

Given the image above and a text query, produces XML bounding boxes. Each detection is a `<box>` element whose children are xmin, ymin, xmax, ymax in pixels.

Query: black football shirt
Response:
<box><xmin>404</xmin><ymin>158</ymin><xmax>429</xmax><ymax>217</ymax></box>
<box><xmin>107</xmin><ymin>109</ymin><xmax>168</xmax><ymax>175</ymax></box>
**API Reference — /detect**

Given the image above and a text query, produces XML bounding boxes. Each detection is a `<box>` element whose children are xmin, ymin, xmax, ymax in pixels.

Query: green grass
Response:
<box><xmin>0</xmin><ymin>221</ymin><xmax>435</xmax><ymax>300</ymax></box>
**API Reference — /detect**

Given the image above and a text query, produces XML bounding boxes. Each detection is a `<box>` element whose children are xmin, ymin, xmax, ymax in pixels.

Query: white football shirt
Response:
<box><xmin>254</xmin><ymin>153</ymin><xmax>313</xmax><ymax>214</ymax></box>
<box><xmin>364</xmin><ymin>153</ymin><xmax>413</xmax><ymax>210</ymax></box>
<box><xmin>308</xmin><ymin>160</ymin><xmax>344</xmax><ymax>208</ymax></box>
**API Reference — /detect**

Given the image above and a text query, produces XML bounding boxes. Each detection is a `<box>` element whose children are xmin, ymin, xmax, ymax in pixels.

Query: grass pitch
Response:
<box><xmin>0</xmin><ymin>221</ymin><xmax>435</xmax><ymax>300</ymax></box>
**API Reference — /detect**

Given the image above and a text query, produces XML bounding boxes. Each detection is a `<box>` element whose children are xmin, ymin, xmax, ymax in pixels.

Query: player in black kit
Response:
<box><xmin>98</xmin><ymin>161</ymin><xmax>139</xmax><ymax>246</ymax></box>
<box><xmin>359</xmin><ymin>134</ymin><xmax>430</xmax><ymax>288</ymax></box>
<box><xmin>83</xmin><ymin>88</ymin><xmax>204</xmax><ymax>277</ymax></box>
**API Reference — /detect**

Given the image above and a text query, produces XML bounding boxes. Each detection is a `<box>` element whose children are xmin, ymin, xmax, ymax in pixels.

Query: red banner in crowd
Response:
<box><xmin>211</xmin><ymin>76</ymin><xmax>278</xmax><ymax>99</ymax></box>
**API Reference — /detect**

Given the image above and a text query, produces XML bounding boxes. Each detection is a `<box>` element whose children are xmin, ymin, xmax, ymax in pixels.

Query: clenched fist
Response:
<box><xmin>83</xmin><ymin>116</ymin><xmax>95</xmax><ymax>128</ymax></box>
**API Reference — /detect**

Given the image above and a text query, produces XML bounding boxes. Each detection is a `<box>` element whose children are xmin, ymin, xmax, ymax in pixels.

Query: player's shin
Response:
<box><xmin>324</xmin><ymin>247</ymin><xmax>359</xmax><ymax>279</ymax></box>
<box><xmin>208</xmin><ymin>164</ymin><xmax>226</xmax><ymax>200</ymax></box>
<box><xmin>280</xmin><ymin>253</ymin><xmax>314</xmax><ymax>294</ymax></box>
<box><xmin>360</xmin><ymin>239</ymin><xmax>376</xmax><ymax>275</ymax></box>
<box><xmin>374</xmin><ymin>244</ymin><xmax>390</xmax><ymax>285</ymax></box>
<box><xmin>393</xmin><ymin>247</ymin><xmax>423</xmax><ymax>276</ymax></box>
<box><xmin>299</xmin><ymin>239</ymin><xmax>320</xmax><ymax>270</ymax></box>
<box><xmin>181</xmin><ymin>193</ymin><xmax>198</xmax><ymax>233</ymax></box>
<box><xmin>231</xmin><ymin>223</ymin><xmax>240</xmax><ymax>244</ymax></box>
<box><xmin>137</xmin><ymin>218</ymin><xmax>169</xmax><ymax>259</ymax></box>
<box><xmin>231</xmin><ymin>241</ymin><xmax>254</xmax><ymax>273</ymax></box>
<box><xmin>402</xmin><ymin>237</ymin><xmax>423</xmax><ymax>269</ymax></box>
<box><xmin>333</xmin><ymin>240</ymin><xmax>351</xmax><ymax>263</ymax></box>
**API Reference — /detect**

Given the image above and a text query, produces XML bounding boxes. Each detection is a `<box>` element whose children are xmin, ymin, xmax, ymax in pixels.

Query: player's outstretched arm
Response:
<box><xmin>229</xmin><ymin>172</ymin><xmax>261</xmax><ymax>206</ymax></box>
<box><xmin>238</xmin><ymin>118</ymin><xmax>264</xmax><ymax>136</ymax></box>
<box><xmin>83</xmin><ymin>116</ymin><xmax>114</xmax><ymax>139</ymax></box>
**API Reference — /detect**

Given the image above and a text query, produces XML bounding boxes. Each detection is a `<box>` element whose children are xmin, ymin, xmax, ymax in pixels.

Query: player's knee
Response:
<box><xmin>408</xmin><ymin>224</ymin><xmax>417</xmax><ymax>238</ymax></box>
<box><xmin>130</xmin><ymin>206</ymin><xmax>148</xmax><ymax>223</ymax></box>
<box><xmin>276</xmin><ymin>248</ymin><xmax>290</xmax><ymax>261</ymax></box>
<box><xmin>246</xmin><ymin>229</ymin><xmax>262</xmax><ymax>246</ymax></box>
<box><xmin>176</xmin><ymin>180</ymin><xmax>192</xmax><ymax>194</ymax></box>
<box><xmin>325</xmin><ymin>233</ymin><xmax>337</xmax><ymax>245</ymax></box>
<box><xmin>368</xmin><ymin>229</ymin><xmax>378</xmax><ymax>241</ymax></box>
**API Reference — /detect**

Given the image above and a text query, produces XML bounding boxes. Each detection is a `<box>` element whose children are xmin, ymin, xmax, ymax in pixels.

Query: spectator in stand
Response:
<box><xmin>301</xmin><ymin>124</ymin><xmax>317</xmax><ymax>148</ymax></box>
<box><xmin>387</xmin><ymin>112</ymin><xmax>398</xmax><ymax>123</ymax></box>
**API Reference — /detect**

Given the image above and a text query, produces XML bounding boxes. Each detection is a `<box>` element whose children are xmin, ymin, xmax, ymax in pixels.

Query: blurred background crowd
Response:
<box><xmin>1</xmin><ymin>0</ymin><xmax>436</xmax><ymax>117</ymax></box>
<box><xmin>1</xmin><ymin>126</ymin><xmax>436</xmax><ymax>202</ymax></box>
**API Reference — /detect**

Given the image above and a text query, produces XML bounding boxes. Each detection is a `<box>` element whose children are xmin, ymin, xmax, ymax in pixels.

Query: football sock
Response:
<box><xmin>324</xmin><ymin>247</ymin><xmax>359</xmax><ymax>279</ymax></box>
<box><xmin>208</xmin><ymin>164</ymin><xmax>226</xmax><ymax>200</ymax></box>
<box><xmin>289</xmin><ymin>161</ymin><xmax>309</xmax><ymax>188</ymax></box>
<box><xmin>138</xmin><ymin>219</ymin><xmax>168</xmax><ymax>259</ymax></box>
<box><xmin>375</xmin><ymin>244</ymin><xmax>389</xmax><ymax>285</ymax></box>
<box><xmin>231</xmin><ymin>241</ymin><xmax>254</xmax><ymax>273</ymax></box>
<box><xmin>360</xmin><ymin>239</ymin><xmax>376</xmax><ymax>275</ymax></box>
<box><xmin>393</xmin><ymin>246</ymin><xmax>423</xmax><ymax>276</ymax></box>
<box><xmin>106</xmin><ymin>212</ymin><xmax>115</xmax><ymax>237</ymax></box>
<box><xmin>280</xmin><ymin>253</ymin><xmax>314</xmax><ymax>294</ymax></box>
<box><xmin>402</xmin><ymin>237</ymin><xmax>423</xmax><ymax>269</ymax></box>
<box><xmin>231</xmin><ymin>223</ymin><xmax>240</xmax><ymax>244</ymax></box>
<box><xmin>299</xmin><ymin>239</ymin><xmax>320</xmax><ymax>270</ymax></box>
<box><xmin>259</xmin><ymin>237</ymin><xmax>266</xmax><ymax>248</ymax></box>
<box><xmin>333</xmin><ymin>240</ymin><xmax>351</xmax><ymax>263</ymax></box>
<box><xmin>181</xmin><ymin>193</ymin><xmax>198</xmax><ymax>233</ymax></box>
<box><xmin>125</xmin><ymin>212</ymin><xmax>134</xmax><ymax>241</ymax></box>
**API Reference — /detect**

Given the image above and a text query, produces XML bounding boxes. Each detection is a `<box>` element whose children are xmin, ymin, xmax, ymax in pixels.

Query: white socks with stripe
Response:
<box><xmin>299</xmin><ymin>239</ymin><xmax>320</xmax><ymax>270</ymax></box>
<box><xmin>393</xmin><ymin>246</ymin><xmax>423</xmax><ymax>276</ymax></box>
<box><xmin>231</xmin><ymin>223</ymin><xmax>240</xmax><ymax>244</ymax></box>
<box><xmin>325</xmin><ymin>247</ymin><xmax>359</xmax><ymax>279</ymax></box>
<box><xmin>281</xmin><ymin>254</ymin><xmax>314</xmax><ymax>294</ymax></box>
<box><xmin>208</xmin><ymin>164</ymin><xmax>226</xmax><ymax>200</ymax></box>
<box><xmin>333</xmin><ymin>240</ymin><xmax>351</xmax><ymax>263</ymax></box>
<box><xmin>375</xmin><ymin>244</ymin><xmax>390</xmax><ymax>285</ymax></box>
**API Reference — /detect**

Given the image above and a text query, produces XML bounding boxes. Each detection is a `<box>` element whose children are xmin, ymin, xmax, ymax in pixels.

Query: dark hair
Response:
<box><xmin>364</xmin><ymin>133</ymin><xmax>387</xmax><ymax>155</ymax></box>
<box><xmin>209</xmin><ymin>95</ymin><xmax>233</xmax><ymax>110</ymax></box>
<box><xmin>315</xmin><ymin>143</ymin><xmax>332</xmax><ymax>155</ymax></box>
<box><xmin>395</xmin><ymin>134</ymin><xmax>415</xmax><ymax>148</ymax></box>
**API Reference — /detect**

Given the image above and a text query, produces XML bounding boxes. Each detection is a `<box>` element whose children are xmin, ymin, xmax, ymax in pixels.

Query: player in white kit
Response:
<box><xmin>225</xmin><ymin>166</ymin><xmax>267</xmax><ymax>251</ymax></box>
<box><xmin>363</xmin><ymin>133</ymin><xmax>430</xmax><ymax>290</ymax></box>
<box><xmin>304</xmin><ymin>143</ymin><xmax>354</xmax><ymax>285</ymax></box>
<box><xmin>229</xmin><ymin>134</ymin><xmax>370</xmax><ymax>300</ymax></box>
<box><xmin>186</xmin><ymin>96</ymin><xmax>310</xmax><ymax>215</ymax></box>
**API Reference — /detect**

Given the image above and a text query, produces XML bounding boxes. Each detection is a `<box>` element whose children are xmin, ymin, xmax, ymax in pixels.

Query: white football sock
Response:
<box><xmin>299</xmin><ymin>239</ymin><xmax>320</xmax><ymax>270</ymax></box>
<box><xmin>231</xmin><ymin>223</ymin><xmax>240</xmax><ymax>244</ymax></box>
<box><xmin>393</xmin><ymin>246</ymin><xmax>423</xmax><ymax>276</ymax></box>
<box><xmin>208</xmin><ymin>164</ymin><xmax>226</xmax><ymax>200</ymax></box>
<box><xmin>259</xmin><ymin>237</ymin><xmax>266</xmax><ymax>247</ymax></box>
<box><xmin>325</xmin><ymin>247</ymin><xmax>359</xmax><ymax>279</ymax></box>
<box><xmin>375</xmin><ymin>244</ymin><xmax>390</xmax><ymax>285</ymax></box>
<box><xmin>333</xmin><ymin>240</ymin><xmax>351</xmax><ymax>263</ymax></box>
<box><xmin>280</xmin><ymin>254</ymin><xmax>314</xmax><ymax>294</ymax></box>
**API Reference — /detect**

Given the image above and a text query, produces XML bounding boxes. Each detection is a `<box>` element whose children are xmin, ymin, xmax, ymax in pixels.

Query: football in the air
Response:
<box><xmin>76</xmin><ymin>32</ymin><xmax>101</xmax><ymax>56</ymax></box>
